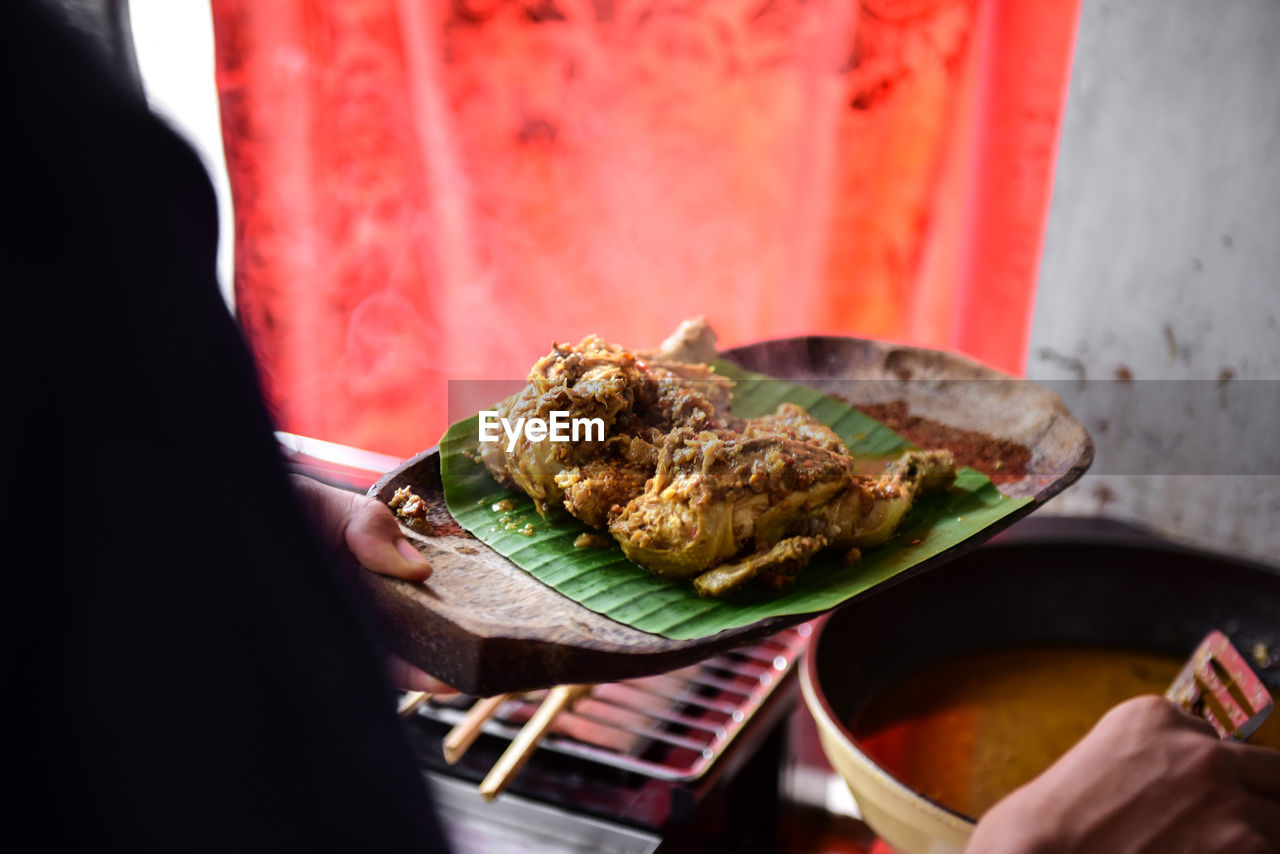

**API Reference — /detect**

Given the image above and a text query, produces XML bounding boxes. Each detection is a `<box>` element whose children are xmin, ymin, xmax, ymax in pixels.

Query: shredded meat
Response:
<box><xmin>481</xmin><ymin>320</ymin><xmax>955</xmax><ymax>597</ymax></box>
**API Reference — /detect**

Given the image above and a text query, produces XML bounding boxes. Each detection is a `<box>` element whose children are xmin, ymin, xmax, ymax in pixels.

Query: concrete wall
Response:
<box><xmin>1027</xmin><ymin>0</ymin><xmax>1280</xmax><ymax>565</ymax></box>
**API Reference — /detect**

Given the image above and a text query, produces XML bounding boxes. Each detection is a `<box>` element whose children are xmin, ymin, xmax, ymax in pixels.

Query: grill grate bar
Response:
<box><xmin>411</xmin><ymin>623</ymin><xmax>811</xmax><ymax>782</ymax></box>
<box><xmin>677</xmin><ymin>671</ymin><xmax>768</xmax><ymax>697</ymax></box>
<box><xmin>565</xmin><ymin>709</ymin><xmax>714</xmax><ymax>753</ymax></box>
<box><xmin>589</xmin><ymin>695</ymin><xmax>731</xmax><ymax>737</ymax></box>
<box><xmin>586</xmin><ymin>688</ymin><xmax>730</xmax><ymax>733</ymax></box>
<box><xmin>605</xmin><ymin>678</ymin><xmax>744</xmax><ymax>717</ymax></box>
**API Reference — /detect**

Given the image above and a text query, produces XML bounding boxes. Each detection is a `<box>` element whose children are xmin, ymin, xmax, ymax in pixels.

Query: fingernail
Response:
<box><xmin>395</xmin><ymin>538</ymin><xmax>431</xmax><ymax>570</ymax></box>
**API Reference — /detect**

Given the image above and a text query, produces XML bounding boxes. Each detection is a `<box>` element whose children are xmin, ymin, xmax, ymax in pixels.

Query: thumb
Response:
<box><xmin>345</xmin><ymin>496</ymin><xmax>434</xmax><ymax>581</ymax></box>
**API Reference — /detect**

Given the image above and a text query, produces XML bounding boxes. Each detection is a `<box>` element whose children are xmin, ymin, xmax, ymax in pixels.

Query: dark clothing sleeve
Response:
<box><xmin>3</xmin><ymin>2</ymin><xmax>447</xmax><ymax>849</ymax></box>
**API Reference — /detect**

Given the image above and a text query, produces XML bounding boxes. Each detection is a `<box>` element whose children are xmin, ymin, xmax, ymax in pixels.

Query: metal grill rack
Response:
<box><xmin>409</xmin><ymin>623</ymin><xmax>811</xmax><ymax>782</ymax></box>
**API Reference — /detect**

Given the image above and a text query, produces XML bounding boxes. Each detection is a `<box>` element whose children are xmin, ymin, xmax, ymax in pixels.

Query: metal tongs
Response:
<box><xmin>1166</xmin><ymin>630</ymin><xmax>1274</xmax><ymax>741</ymax></box>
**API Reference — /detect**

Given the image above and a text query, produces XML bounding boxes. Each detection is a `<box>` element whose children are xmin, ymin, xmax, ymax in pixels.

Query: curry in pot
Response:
<box><xmin>851</xmin><ymin>645</ymin><xmax>1280</xmax><ymax>819</ymax></box>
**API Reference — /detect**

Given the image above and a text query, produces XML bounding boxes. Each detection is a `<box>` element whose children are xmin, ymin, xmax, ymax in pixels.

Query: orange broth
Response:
<box><xmin>850</xmin><ymin>646</ymin><xmax>1280</xmax><ymax>819</ymax></box>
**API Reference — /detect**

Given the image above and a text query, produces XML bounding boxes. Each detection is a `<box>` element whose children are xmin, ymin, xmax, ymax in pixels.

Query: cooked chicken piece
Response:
<box><xmin>481</xmin><ymin>333</ymin><xmax>732</xmax><ymax>514</ymax></box>
<box><xmin>806</xmin><ymin>449</ymin><xmax>956</xmax><ymax>550</ymax></box>
<box><xmin>642</xmin><ymin>361</ymin><xmax>735</xmax><ymax>430</ymax></box>
<box><xmin>609</xmin><ymin>429</ymin><xmax>954</xmax><ymax>595</ymax></box>
<box><xmin>388</xmin><ymin>486</ymin><xmax>436</xmax><ymax>536</ymax></box>
<box><xmin>479</xmin><ymin>381</ymin><xmax>607</xmax><ymax>514</ymax></box>
<box><xmin>478</xmin><ymin>321</ymin><xmax>958</xmax><ymax>596</ymax></box>
<box><xmin>641</xmin><ymin>315</ymin><xmax>719</xmax><ymax>365</ymax></box>
<box><xmin>609</xmin><ymin>429</ymin><xmax>854</xmax><ymax>579</ymax></box>
<box><xmin>555</xmin><ymin>460</ymin><xmax>651</xmax><ymax>529</ymax></box>
<box><xmin>740</xmin><ymin>402</ymin><xmax>849</xmax><ymax>455</ymax></box>
<box><xmin>692</xmin><ymin>535</ymin><xmax>828</xmax><ymax>597</ymax></box>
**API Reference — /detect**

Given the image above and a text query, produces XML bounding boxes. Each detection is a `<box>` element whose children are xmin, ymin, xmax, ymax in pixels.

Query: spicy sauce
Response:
<box><xmin>850</xmin><ymin>646</ymin><xmax>1279</xmax><ymax>819</ymax></box>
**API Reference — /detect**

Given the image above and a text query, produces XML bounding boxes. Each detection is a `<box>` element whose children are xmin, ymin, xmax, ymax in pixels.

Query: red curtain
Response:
<box><xmin>211</xmin><ymin>0</ymin><xmax>1079</xmax><ymax>458</ymax></box>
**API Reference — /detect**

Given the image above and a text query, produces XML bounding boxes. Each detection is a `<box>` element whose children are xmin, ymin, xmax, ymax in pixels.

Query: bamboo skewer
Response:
<box><xmin>478</xmin><ymin>684</ymin><xmax>591</xmax><ymax>801</ymax></box>
<box><xmin>397</xmin><ymin>691</ymin><xmax>431</xmax><ymax>718</ymax></box>
<box><xmin>442</xmin><ymin>693</ymin><xmax>512</xmax><ymax>764</ymax></box>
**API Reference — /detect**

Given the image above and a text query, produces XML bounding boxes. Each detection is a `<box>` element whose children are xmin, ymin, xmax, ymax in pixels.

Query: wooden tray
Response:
<box><xmin>363</xmin><ymin>336</ymin><xmax>1093</xmax><ymax>695</ymax></box>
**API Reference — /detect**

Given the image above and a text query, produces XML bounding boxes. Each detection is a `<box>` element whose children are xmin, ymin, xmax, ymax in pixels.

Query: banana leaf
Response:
<box><xmin>439</xmin><ymin>361</ymin><xmax>1029</xmax><ymax>640</ymax></box>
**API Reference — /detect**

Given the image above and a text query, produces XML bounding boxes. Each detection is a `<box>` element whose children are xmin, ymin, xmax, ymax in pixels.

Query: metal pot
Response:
<box><xmin>800</xmin><ymin>517</ymin><xmax>1280</xmax><ymax>854</ymax></box>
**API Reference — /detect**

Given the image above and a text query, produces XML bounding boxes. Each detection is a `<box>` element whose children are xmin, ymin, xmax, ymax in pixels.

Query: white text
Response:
<box><xmin>478</xmin><ymin>410</ymin><xmax>606</xmax><ymax>452</ymax></box>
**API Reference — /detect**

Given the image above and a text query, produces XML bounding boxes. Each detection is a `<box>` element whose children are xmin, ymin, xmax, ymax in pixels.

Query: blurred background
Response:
<box><xmin>69</xmin><ymin>0</ymin><xmax>1279</xmax><ymax>565</ymax></box>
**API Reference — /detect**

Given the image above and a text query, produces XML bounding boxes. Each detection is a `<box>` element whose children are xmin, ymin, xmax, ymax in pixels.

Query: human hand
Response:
<box><xmin>289</xmin><ymin>475</ymin><xmax>456</xmax><ymax>694</ymax></box>
<box><xmin>289</xmin><ymin>474</ymin><xmax>433</xmax><ymax>581</ymax></box>
<box><xmin>967</xmin><ymin>695</ymin><xmax>1280</xmax><ymax>854</ymax></box>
